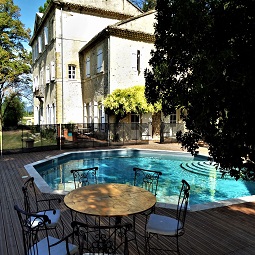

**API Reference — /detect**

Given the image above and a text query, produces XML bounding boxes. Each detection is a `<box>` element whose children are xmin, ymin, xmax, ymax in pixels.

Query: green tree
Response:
<box><xmin>2</xmin><ymin>93</ymin><xmax>24</xmax><ymax>127</ymax></box>
<box><xmin>38</xmin><ymin>0</ymin><xmax>50</xmax><ymax>13</ymax></box>
<box><xmin>104</xmin><ymin>85</ymin><xmax>161</xmax><ymax>122</ymax></box>
<box><xmin>145</xmin><ymin>0</ymin><xmax>255</xmax><ymax>180</ymax></box>
<box><xmin>0</xmin><ymin>0</ymin><xmax>31</xmax><ymax>154</ymax></box>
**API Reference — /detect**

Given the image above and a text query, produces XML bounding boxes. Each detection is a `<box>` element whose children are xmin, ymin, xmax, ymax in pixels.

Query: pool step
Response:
<box><xmin>180</xmin><ymin>161</ymin><xmax>229</xmax><ymax>178</ymax></box>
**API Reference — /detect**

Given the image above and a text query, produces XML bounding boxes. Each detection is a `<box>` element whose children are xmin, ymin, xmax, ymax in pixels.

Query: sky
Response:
<box><xmin>13</xmin><ymin>0</ymin><xmax>46</xmax><ymax>48</ymax></box>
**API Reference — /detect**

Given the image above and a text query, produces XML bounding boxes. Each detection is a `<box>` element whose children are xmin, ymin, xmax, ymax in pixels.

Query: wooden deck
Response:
<box><xmin>1</xmin><ymin>148</ymin><xmax>255</xmax><ymax>254</ymax></box>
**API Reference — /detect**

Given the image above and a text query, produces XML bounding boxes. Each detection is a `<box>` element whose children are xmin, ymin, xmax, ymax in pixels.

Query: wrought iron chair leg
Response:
<box><xmin>132</xmin><ymin>215</ymin><xmax>141</xmax><ymax>255</ymax></box>
<box><xmin>176</xmin><ymin>236</ymin><xmax>180</xmax><ymax>254</ymax></box>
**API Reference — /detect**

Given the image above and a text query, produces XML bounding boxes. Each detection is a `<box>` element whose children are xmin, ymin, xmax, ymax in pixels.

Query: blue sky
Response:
<box><xmin>13</xmin><ymin>0</ymin><xmax>46</xmax><ymax>49</ymax></box>
<box><xmin>14</xmin><ymin>0</ymin><xmax>46</xmax><ymax>30</ymax></box>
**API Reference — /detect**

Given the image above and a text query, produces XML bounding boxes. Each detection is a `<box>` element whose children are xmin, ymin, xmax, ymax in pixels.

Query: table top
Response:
<box><xmin>64</xmin><ymin>183</ymin><xmax>156</xmax><ymax>217</ymax></box>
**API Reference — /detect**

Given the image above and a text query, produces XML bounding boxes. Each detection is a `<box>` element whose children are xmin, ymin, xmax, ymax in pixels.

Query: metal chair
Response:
<box><xmin>71</xmin><ymin>220</ymin><xmax>132</xmax><ymax>255</ymax></box>
<box><xmin>14</xmin><ymin>204</ymin><xmax>78</xmax><ymax>255</ymax></box>
<box><xmin>22</xmin><ymin>177</ymin><xmax>63</xmax><ymax>235</ymax></box>
<box><xmin>133</xmin><ymin>167</ymin><xmax>162</xmax><ymax>196</ymax></box>
<box><xmin>145</xmin><ymin>179</ymin><xmax>190</xmax><ymax>254</ymax></box>
<box><xmin>133</xmin><ymin>167</ymin><xmax>162</xmax><ymax>227</ymax></box>
<box><xmin>71</xmin><ymin>167</ymin><xmax>98</xmax><ymax>189</ymax></box>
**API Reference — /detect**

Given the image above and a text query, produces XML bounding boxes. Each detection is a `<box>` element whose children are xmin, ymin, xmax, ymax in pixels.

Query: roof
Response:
<box><xmin>30</xmin><ymin>0</ymin><xmax>142</xmax><ymax>45</ymax></box>
<box><xmin>79</xmin><ymin>10</ymin><xmax>156</xmax><ymax>53</ymax></box>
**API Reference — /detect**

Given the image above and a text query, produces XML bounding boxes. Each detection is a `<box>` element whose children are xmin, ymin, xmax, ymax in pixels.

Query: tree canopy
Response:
<box><xmin>0</xmin><ymin>0</ymin><xmax>32</xmax><ymax>153</ymax></box>
<box><xmin>38</xmin><ymin>0</ymin><xmax>50</xmax><ymax>13</ymax></box>
<box><xmin>145</xmin><ymin>0</ymin><xmax>255</xmax><ymax>180</ymax></box>
<box><xmin>104</xmin><ymin>85</ymin><xmax>161</xmax><ymax>122</ymax></box>
<box><xmin>2</xmin><ymin>93</ymin><xmax>24</xmax><ymax>127</ymax></box>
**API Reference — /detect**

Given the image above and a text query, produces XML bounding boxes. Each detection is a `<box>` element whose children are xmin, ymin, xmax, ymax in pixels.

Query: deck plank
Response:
<box><xmin>1</xmin><ymin>149</ymin><xmax>255</xmax><ymax>254</ymax></box>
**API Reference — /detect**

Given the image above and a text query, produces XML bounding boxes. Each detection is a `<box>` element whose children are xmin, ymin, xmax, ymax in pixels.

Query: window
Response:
<box><xmin>86</xmin><ymin>57</ymin><xmax>90</xmax><ymax>77</ymax></box>
<box><xmin>97</xmin><ymin>49</ymin><xmax>103</xmax><ymax>73</ymax></box>
<box><xmin>131</xmin><ymin>114</ymin><xmax>140</xmax><ymax>130</ymax></box>
<box><xmin>170</xmin><ymin>114</ymin><xmax>177</xmax><ymax>123</ymax></box>
<box><xmin>50</xmin><ymin>61</ymin><xmax>55</xmax><ymax>81</ymax></box>
<box><xmin>68</xmin><ymin>65</ymin><xmax>76</xmax><ymax>79</ymax></box>
<box><xmin>44</xmin><ymin>26</ymin><xmax>48</xmax><ymax>45</ymax></box>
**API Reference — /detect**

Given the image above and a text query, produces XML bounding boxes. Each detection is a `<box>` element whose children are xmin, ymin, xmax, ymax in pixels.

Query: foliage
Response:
<box><xmin>2</xmin><ymin>93</ymin><xmax>25</xmax><ymax>127</ymax></box>
<box><xmin>38</xmin><ymin>0</ymin><xmax>51</xmax><ymax>13</ymax></box>
<box><xmin>145</xmin><ymin>0</ymin><xmax>255</xmax><ymax>180</ymax></box>
<box><xmin>104</xmin><ymin>85</ymin><xmax>161</xmax><ymax>122</ymax></box>
<box><xmin>0</xmin><ymin>0</ymin><xmax>32</xmax><ymax>144</ymax></box>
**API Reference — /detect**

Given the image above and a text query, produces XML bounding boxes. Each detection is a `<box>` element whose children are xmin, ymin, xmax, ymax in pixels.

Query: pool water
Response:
<box><xmin>34</xmin><ymin>149</ymin><xmax>255</xmax><ymax>206</ymax></box>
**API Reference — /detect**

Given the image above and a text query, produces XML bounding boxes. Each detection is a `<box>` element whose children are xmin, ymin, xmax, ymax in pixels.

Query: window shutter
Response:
<box><xmin>131</xmin><ymin>50</ymin><xmax>137</xmax><ymax>71</ymax></box>
<box><xmin>94</xmin><ymin>101</ymin><xmax>98</xmax><ymax>123</ymax></box>
<box><xmin>46</xmin><ymin>65</ymin><xmax>50</xmax><ymax>84</ymax></box>
<box><xmin>33</xmin><ymin>78</ymin><xmax>36</xmax><ymax>92</ymax></box>
<box><xmin>40</xmin><ymin>69</ymin><xmax>44</xmax><ymax>85</ymax></box>
<box><xmin>44</xmin><ymin>26</ymin><xmax>48</xmax><ymax>45</ymax></box>
<box><xmin>51</xmin><ymin>61</ymin><xmax>55</xmax><ymax>81</ymax></box>
<box><xmin>86</xmin><ymin>57</ymin><xmax>90</xmax><ymax>77</ymax></box>
<box><xmin>38</xmin><ymin>36</ymin><xmax>42</xmax><ymax>53</ymax></box>
<box><xmin>97</xmin><ymin>49</ymin><xmax>103</xmax><ymax>73</ymax></box>
<box><xmin>88</xmin><ymin>102</ymin><xmax>92</xmax><ymax>123</ymax></box>
<box><xmin>84</xmin><ymin>103</ymin><xmax>88</xmax><ymax>123</ymax></box>
<box><xmin>36</xmin><ymin>76</ymin><xmax>39</xmax><ymax>90</ymax></box>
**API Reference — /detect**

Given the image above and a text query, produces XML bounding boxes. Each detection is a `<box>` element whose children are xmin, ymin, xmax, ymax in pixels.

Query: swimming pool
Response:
<box><xmin>24</xmin><ymin>149</ymin><xmax>255</xmax><ymax>211</ymax></box>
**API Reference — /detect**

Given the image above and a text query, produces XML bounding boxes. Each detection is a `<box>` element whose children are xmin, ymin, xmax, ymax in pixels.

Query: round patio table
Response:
<box><xmin>64</xmin><ymin>183</ymin><xmax>156</xmax><ymax>218</ymax></box>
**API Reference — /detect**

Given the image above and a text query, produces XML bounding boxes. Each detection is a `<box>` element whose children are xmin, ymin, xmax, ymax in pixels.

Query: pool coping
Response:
<box><xmin>24</xmin><ymin>148</ymin><xmax>255</xmax><ymax>212</ymax></box>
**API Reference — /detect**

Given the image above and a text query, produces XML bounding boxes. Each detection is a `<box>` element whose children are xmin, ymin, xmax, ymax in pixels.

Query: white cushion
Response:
<box><xmin>29</xmin><ymin>235</ymin><xmax>78</xmax><ymax>255</ymax></box>
<box><xmin>30</xmin><ymin>210</ymin><xmax>61</xmax><ymax>228</ymax></box>
<box><xmin>146</xmin><ymin>214</ymin><xmax>183</xmax><ymax>236</ymax></box>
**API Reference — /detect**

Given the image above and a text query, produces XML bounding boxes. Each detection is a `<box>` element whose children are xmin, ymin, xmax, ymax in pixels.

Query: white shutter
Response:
<box><xmin>46</xmin><ymin>65</ymin><xmax>50</xmax><ymax>84</ymax></box>
<box><xmin>51</xmin><ymin>61</ymin><xmax>55</xmax><ymax>81</ymax></box>
<box><xmin>131</xmin><ymin>50</ymin><xmax>137</xmax><ymax>71</ymax></box>
<box><xmin>84</xmin><ymin>103</ymin><xmax>87</xmax><ymax>123</ymax></box>
<box><xmin>94</xmin><ymin>101</ymin><xmax>98</xmax><ymax>123</ymax></box>
<box><xmin>33</xmin><ymin>78</ymin><xmax>36</xmax><ymax>92</ymax></box>
<box><xmin>88</xmin><ymin>102</ymin><xmax>92</xmax><ymax>123</ymax></box>
<box><xmin>40</xmin><ymin>69</ymin><xmax>44</xmax><ymax>85</ymax></box>
<box><xmin>101</xmin><ymin>104</ymin><xmax>105</xmax><ymax>124</ymax></box>
<box><xmin>44</xmin><ymin>26</ymin><xmax>48</xmax><ymax>45</ymax></box>
<box><xmin>38</xmin><ymin>36</ymin><xmax>42</xmax><ymax>53</ymax></box>
<box><xmin>36</xmin><ymin>76</ymin><xmax>39</xmax><ymax>90</ymax></box>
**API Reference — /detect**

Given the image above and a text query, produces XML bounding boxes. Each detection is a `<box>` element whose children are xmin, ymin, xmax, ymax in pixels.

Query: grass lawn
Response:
<box><xmin>2</xmin><ymin>130</ymin><xmax>56</xmax><ymax>150</ymax></box>
<box><xmin>2</xmin><ymin>130</ymin><xmax>23</xmax><ymax>149</ymax></box>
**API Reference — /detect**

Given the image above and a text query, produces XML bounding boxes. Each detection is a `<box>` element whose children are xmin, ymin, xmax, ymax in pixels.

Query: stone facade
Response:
<box><xmin>30</xmin><ymin>0</ymin><xmax>142</xmax><ymax>124</ymax></box>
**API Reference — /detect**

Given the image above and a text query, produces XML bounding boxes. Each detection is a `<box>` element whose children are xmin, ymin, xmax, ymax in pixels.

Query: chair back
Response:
<box><xmin>71</xmin><ymin>167</ymin><xmax>98</xmax><ymax>189</ymax></box>
<box><xmin>71</xmin><ymin>221</ymin><xmax>132</xmax><ymax>255</ymax></box>
<box><xmin>22</xmin><ymin>177</ymin><xmax>39</xmax><ymax>213</ymax></box>
<box><xmin>176</xmin><ymin>179</ymin><xmax>190</xmax><ymax>235</ymax></box>
<box><xmin>133</xmin><ymin>167</ymin><xmax>162</xmax><ymax>196</ymax></box>
<box><xmin>14</xmin><ymin>204</ymin><xmax>51</xmax><ymax>255</ymax></box>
